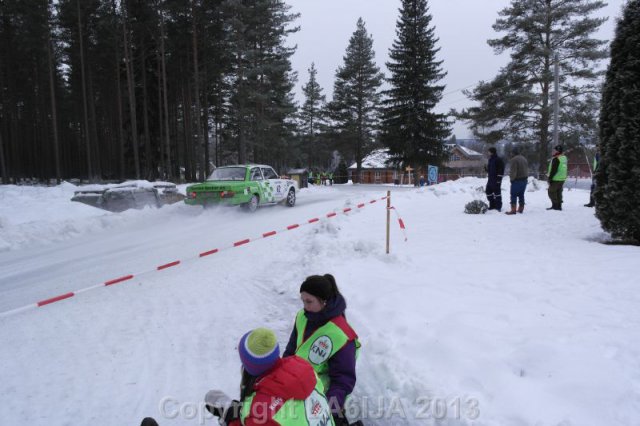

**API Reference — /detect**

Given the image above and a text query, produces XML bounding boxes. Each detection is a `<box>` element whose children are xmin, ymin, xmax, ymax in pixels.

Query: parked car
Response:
<box><xmin>184</xmin><ymin>165</ymin><xmax>298</xmax><ymax>211</ymax></box>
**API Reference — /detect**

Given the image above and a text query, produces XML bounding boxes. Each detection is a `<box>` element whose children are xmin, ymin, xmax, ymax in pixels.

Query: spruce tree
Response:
<box><xmin>299</xmin><ymin>62</ymin><xmax>328</xmax><ymax>167</ymax></box>
<box><xmin>456</xmin><ymin>0</ymin><xmax>608</xmax><ymax>175</ymax></box>
<box><xmin>329</xmin><ymin>18</ymin><xmax>384</xmax><ymax>183</ymax></box>
<box><xmin>380</xmin><ymin>0</ymin><xmax>450</xmax><ymax>185</ymax></box>
<box><xmin>595</xmin><ymin>0</ymin><xmax>640</xmax><ymax>243</ymax></box>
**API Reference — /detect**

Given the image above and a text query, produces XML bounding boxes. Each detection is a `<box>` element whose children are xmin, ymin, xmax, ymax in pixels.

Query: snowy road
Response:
<box><xmin>0</xmin><ymin>184</ymin><xmax>403</xmax><ymax>312</ymax></box>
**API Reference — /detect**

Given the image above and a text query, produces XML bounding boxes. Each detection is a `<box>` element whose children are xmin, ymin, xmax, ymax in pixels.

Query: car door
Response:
<box><xmin>249</xmin><ymin>167</ymin><xmax>268</xmax><ymax>204</ymax></box>
<box><xmin>261</xmin><ymin>167</ymin><xmax>286</xmax><ymax>202</ymax></box>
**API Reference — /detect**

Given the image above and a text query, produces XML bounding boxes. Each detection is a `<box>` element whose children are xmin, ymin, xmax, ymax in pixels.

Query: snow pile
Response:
<box><xmin>1</xmin><ymin>178</ymin><xmax>639</xmax><ymax>425</ymax></box>
<box><xmin>0</xmin><ymin>182</ymin><xmax>188</xmax><ymax>252</ymax></box>
<box><xmin>0</xmin><ymin>183</ymin><xmax>109</xmax><ymax>251</ymax></box>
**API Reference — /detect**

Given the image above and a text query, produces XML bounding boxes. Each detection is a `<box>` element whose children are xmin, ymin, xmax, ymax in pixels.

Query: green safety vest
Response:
<box><xmin>240</xmin><ymin>376</ymin><xmax>334</xmax><ymax>426</ymax></box>
<box><xmin>548</xmin><ymin>154</ymin><xmax>567</xmax><ymax>181</ymax></box>
<box><xmin>294</xmin><ymin>310</ymin><xmax>360</xmax><ymax>391</ymax></box>
<box><xmin>593</xmin><ymin>156</ymin><xmax>599</xmax><ymax>171</ymax></box>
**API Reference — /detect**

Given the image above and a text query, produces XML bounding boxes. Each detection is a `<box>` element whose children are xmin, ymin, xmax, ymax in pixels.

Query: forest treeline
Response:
<box><xmin>0</xmin><ymin>0</ymin><xmax>610</xmax><ymax>184</ymax></box>
<box><xmin>1</xmin><ymin>0</ymin><xmax>309</xmax><ymax>183</ymax></box>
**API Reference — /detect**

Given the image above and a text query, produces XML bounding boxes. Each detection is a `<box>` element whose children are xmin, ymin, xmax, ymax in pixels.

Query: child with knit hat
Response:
<box><xmin>283</xmin><ymin>274</ymin><xmax>360</xmax><ymax>426</ymax></box>
<box><xmin>205</xmin><ymin>327</ymin><xmax>334</xmax><ymax>426</ymax></box>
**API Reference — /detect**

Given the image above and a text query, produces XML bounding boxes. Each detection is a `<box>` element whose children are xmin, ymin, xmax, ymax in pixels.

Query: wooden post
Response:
<box><xmin>386</xmin><ymin>190</ymin><xmax>391</xmax><ymax>254</ymax></box>
<box><xmin>405</xmin><ymin>166</ymin><xmax>413</xmax><ymax>186</ymax></box>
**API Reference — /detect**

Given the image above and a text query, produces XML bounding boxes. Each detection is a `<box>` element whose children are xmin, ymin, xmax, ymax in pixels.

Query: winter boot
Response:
<box><xmin>517</xmin><ymin>204</ymin><xmax>525</xmax><ymax>214</ymax></box>
<box><xmin>505</xmin><ymin>204</ymin><xmax>517</xmax><ymax>215</ymax></box>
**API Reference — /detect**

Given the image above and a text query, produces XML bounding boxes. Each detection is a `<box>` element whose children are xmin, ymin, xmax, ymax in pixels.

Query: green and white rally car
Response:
<box><xmin>184</xmin><ymin>164</ymin><xmax>298</xmax><ymax>211</ymax></box>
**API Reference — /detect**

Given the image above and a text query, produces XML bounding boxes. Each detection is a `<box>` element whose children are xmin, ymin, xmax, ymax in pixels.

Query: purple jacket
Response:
<box><xmin>283</xmin><ymin>293</ymin><xmax>357</xmax><ymax>410</ymax></box>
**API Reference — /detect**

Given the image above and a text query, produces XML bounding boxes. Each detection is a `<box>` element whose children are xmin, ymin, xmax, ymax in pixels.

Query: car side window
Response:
<box><xmin>250</xmin><ymin>168</ymin><xmax>263</xmax><ymax>181</ymax></box>
<box><xmin>261</xmin><ymin>167</ymin><xmax>278</xmax><ymax>180</ymax></box>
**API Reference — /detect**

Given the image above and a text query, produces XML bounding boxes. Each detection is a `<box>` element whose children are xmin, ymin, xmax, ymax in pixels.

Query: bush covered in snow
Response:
<box><xmin>464</xmin><ymin>199</ymin><xmax>489</xmax><ymax>214</ymax></box>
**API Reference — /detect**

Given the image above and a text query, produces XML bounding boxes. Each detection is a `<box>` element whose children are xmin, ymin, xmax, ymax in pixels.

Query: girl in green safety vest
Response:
<box><xmin>283</xmin><ymin>274</ymin><xmax>360</xmax><ymax>426</ymax></box>
<box><xmin>204</xmin><ymin>327</ymin><xmax>334</xmax><ymax>426</ymax></box>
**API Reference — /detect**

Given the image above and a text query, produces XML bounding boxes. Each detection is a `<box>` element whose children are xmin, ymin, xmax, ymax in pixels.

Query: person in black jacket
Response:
<box><xmin>485</xmin><ymin>147</ymin><xmax>505</xmax><ymax>211</ymax></box>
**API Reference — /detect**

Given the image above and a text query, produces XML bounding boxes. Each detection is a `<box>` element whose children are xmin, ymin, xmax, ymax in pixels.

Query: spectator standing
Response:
<box><xmin>547</xmin><ymin>145</ymin><xmax>568</xmax><ymax>211</ymax></box>
<box><xmin>485</xmin><ymin>147</ymin><xmax>505</xmax><ymax>211</ymax></box>
<box><xmin>585</xmin><ymin>148</ymin><xmax>600</xmax><ymax>207</ymax></box>
<box><xmin>506</xmin><ymin>147</ymin><xmax>529</xmax><ymax>215</ymax></box>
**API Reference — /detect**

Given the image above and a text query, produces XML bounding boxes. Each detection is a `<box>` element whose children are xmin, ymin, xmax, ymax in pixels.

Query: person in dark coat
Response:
<box><xmin>506</xmin><ymin>146</ymin><xmax>529</xmax><ymax>215</ymax></box>
<box><xmin>485</xmin><ymin>147</ymin><xmax>505</xmax><ymax>211</ymax></box>
<box><xmin>284</xmin><ymin>274</ymin><xmax>359</xmax><ymax>426</ymax></box>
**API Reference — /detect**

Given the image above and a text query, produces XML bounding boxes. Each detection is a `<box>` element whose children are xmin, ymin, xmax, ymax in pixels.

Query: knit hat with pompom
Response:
<box><xmin>238</xmin><ymin>328</ymin><xmax>280</xmax><ymax>376</ymax></box>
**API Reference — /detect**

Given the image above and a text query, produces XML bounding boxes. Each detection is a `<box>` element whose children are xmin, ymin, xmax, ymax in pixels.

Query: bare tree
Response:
<box><xmin>46</xmin><ymin>0</ymin><xmax>61</xmax><ymax>183</ymax></box>
<box><xmin>191</xmin><ymin>0</ymin><xmax>205</xmax><ymax>181</ymax></box>
<box><xmin>77</xmin><ymin>0</ymin><xmax>93</xmax><ymax>180</ymax></box>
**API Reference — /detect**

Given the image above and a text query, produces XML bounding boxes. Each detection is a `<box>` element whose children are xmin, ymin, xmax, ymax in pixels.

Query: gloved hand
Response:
<box><xmin>205</xmin><ymin>389</ymin><xmax>231</xmax><ymax>417</ymax></box>
<box><xmin>204</xmin><ymin>390</ymin><xmax>241</xmax><ymax>425</ymax></box>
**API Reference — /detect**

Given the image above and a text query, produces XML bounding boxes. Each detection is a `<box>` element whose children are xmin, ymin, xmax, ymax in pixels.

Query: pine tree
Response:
<box><xmin>456</xmin><ymin>0</ymin><xmax>608</xmax><ymax>175</ymax></box>
<box><xmin>1</xmin><ymin>0</ymin><xmax>64</xmax><ymax>182</ymax></box>
<box><xmin>595</xmin><ymin>0</ymin><xmax>640</xmax><ymax>243</ymax></box>
<box><xmin>380</xmin><ymin>0</ymin><xmax>450</xmax><ymax>185</ymax></box>
<box><xmin>225</xmin><ymin>0</ymin><xmax>299</xmax><ymax>167</ymax></box>
<box><xmin>336</xmin><ymin>161</ymin><xmax>349</xmax><ymax>184</ymax></box>
<box><xmin>329</xmin><ymin>18</ymin><xmax>383</xmax><ymax>183</ymax></box>
<box><xmin>299</xmin><ymin>62</ymin><xmax>328</xmax><ymax>167</ymax></box>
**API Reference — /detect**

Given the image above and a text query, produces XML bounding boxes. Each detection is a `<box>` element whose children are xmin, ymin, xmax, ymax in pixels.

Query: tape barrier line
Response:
<box><xmin>389</xmin><ymin>206</ymin><xmax>408</xmax><ymax>241</ymax></box>
<box><xmin>38</xmin><ymin>293</ymin><xmax>74</xmax><ymax>307</ymax></box>
<box><xmin>0</xmin><ymin>194</ymin><xmax>390</xmax><ymax>318</ymax></box>
<box><xmin>199</xmin><ymin>249</ymin><xmax>219</xmax><ymax>257</ymax></box>
<box><xmin>157</xmin><ymin>261</ymin><xmax>181</xmax><ymax>271</ymax></box>
<box><xmin>105</xmin><ymin>275</ymin><xmax>134</xmax><ymax>286</ymax></box>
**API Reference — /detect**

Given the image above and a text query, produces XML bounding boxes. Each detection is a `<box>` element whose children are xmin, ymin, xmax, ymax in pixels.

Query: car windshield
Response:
<box><xmin>207</xmin><ymin>167</ymin><xmax>246</xmax><ymax>181</ymax></box>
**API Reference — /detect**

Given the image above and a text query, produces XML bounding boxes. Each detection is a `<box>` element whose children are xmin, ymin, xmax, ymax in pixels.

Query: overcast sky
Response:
<box><xmin>286</xmin><ymin>0</ymin><xmax>627</xmax><ymax>138</ymax></box>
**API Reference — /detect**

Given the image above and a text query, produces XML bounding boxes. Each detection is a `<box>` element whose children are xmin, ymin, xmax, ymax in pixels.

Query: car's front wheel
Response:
<box><xmin>243</xmin><ymin>194</ymin><xmax>259</xmax><ymax>212</ymax></box>
<box><xmin>285</xmin><ymin>188</ymin><xmax>295</xmax><ymax>207</ymax></box>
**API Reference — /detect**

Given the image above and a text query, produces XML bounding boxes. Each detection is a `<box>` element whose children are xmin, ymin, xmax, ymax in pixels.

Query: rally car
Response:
<box><xmin>184</xmin><ymin>165</ymin><xmax>298</xmax><ymax>211</ymax></box>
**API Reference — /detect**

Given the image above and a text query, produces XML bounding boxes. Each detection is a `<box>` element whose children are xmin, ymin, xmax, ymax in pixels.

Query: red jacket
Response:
<box><xmin>230</xmin><ymin>356</ymin><xmax>318</xmax><ymax>426</ymax></box>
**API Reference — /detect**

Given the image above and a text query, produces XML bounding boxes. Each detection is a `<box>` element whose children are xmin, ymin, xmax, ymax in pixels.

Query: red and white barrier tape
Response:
<box><xmin>0</xmin><ymin>195</ymin><xmax>390</xmax><ymax>318</ymax></box>
<box><xmin>389</xmin><ymin>206</ymin><xmax>408</xmax><ymax>241</ymax></box>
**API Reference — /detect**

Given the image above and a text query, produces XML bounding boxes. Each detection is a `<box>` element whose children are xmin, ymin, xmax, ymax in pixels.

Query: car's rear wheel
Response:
<box><xmin>244</xmin><ymin>194</ymin><xmax>259</xmax><ymax>212</ymax></box>
<box><xmin>285</xmin><ymin>188</ymin><xmax>296</xmax><ymax>207</ymax></box>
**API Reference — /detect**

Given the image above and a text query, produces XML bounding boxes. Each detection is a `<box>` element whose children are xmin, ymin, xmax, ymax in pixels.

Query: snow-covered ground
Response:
<box><xmin>0</xmin><ymin>178</ymin><xmax>638</xmax><ymax>426</ymax></box>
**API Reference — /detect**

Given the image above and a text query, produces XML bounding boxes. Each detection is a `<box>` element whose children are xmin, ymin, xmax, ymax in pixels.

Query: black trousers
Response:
<box><xmin>486</xmin><ymin>180</ymin><xmax>503</xmax><ymax>210</ymax></box>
